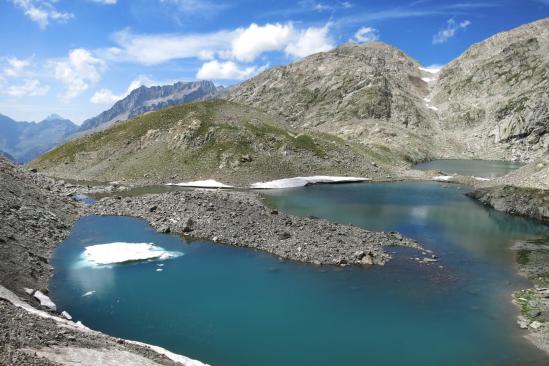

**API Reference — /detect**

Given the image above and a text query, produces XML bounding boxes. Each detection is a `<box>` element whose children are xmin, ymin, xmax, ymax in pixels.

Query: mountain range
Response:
<box><xmin>0</xmin><ymin>114</ymin><xmax>78</xmax><ymax>163</ymax></box>
<box><xmin>0</xmin><ymin>80</ymin><xmax>225</xmax><ymax>162</ymax></box>
<box><xmin>30</xmin><ymin>18</ymin><xmax>549</xmax><ymax>183</ymax></box>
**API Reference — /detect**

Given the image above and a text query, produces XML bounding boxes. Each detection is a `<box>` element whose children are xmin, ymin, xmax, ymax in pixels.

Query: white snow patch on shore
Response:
<box><xmin>33</xmin><ymin>291</ymin><xmax>57</xmax><ymax>311</ymax></box>
<box><xmin>473</xmin><ymin>176</ymin><xmax>491</xmax><ymax>182</ymax></box>
<box><xmin>433</xmin><ymin>175</ymin><xmax>454</xmax><ymax>182</ymax></box>
<box><xmin>427</xmin><ymin>105</ymin><xmax>439</xmax><ymax>111</ymax></box>
<box><xmin>166</xmin><ymin>179</ymin><xmax>233</xmax><ymax>188</ymax></box>
<box><xmin>83</xmin><ymin>242</ymin><xmax>182</xmax><ymax>265</ymax></box>
<box><xmin>251</xmin><ymin>176</ymin><xmax>370</xmax><ymax>189</ymax></box>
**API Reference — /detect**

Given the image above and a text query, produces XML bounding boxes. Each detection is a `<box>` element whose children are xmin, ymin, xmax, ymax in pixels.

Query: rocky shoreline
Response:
<box><xmin>466</xmin><ymin>185</ymin><xmax>549</xmax><ymax>224</ymax></box>
<box><xmin>510</xmin><ymin>238</ymin><xmax>549</xmax><ymax>354</ymax></box>
<box><xmin>92</xmin><ymin>189</ymin><xmax>423</xmax><ymax>266</ymax></box>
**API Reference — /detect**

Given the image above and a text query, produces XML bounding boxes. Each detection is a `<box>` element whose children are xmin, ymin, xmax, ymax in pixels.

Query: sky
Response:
<box><xmin>1</xmin><ymin>0</ymin><xmax>548</xmax><ymax>124</ymax></box>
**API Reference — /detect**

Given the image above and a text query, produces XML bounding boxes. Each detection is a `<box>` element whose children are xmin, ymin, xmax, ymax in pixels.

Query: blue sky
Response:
<box><xmin>1</xmin><ymin>0</ymin><xmax>548</xmax><ymax>124</ymax></box>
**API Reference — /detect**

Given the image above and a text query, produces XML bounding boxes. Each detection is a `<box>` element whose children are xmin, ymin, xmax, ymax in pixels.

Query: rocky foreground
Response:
<box><xmin>93</xmin><ymin>190</ymin><xmax>422</xmax><ymax>266</ymax></box>
<box><xmin>0</xmin><ymin>157</ymin><xmax>207</xmax><ymax>365</ymax></box>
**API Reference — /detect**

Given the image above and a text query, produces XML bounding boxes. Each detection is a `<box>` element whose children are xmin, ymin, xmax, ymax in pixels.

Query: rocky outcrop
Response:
<box><xmin>228</xmin><ymin>41</ymin><xmax>439</xmax><ymax>162</ymax></box>
<box><xmin>93</xmin><ymin>189</ymin><xmax>423</xmax><ymax>266</ymax></box>
<box><xmin>467</xmin><ymin>185</ymin><xmax>549</xmax><ymax>224</ymax></box>
<box><xmin>431</xmin><ymin>18</ymin><xmax>549</xmax><ymax>161</ymax></box>
<box><xmin>79</xmin><ymin>81</ymin><xmax>221</xmax><ymax>133</ymax></box>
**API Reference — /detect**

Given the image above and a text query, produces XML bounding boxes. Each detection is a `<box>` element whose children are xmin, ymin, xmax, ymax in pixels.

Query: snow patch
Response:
<box><xmin>433</xmin><ymin>175</ymin><xmax>454</xmax><ymax>182</ymax></box>
<box><xmin>166</xmin><ymin>179</ymin><xmax>233</xmax><ymax>188</ymax></box>
<box><xmin>33</xmin><ymin>291</ymin><xmax>57</xmax><ymax>311</ymax></box>
<box><xmin>61</xmin><ymin>311</ymin><xmax>72</xmax><ymax>320</ymax></box>
<box><xmin>421</xmin><ymin>77</ymin><xmax>434</xmax><ymax>83</ymax></box>
<box><xmin>419</xmin><ymin>66</ymin><xmax>442</xmax><ymax>74</ymax></box>
<box><xmin>251</xmin><ymin>176</ymin><xmax>370</xmax><ymax>189</ymax></box>
<box><xmin>473</xmin><ymin>176</ymin><xmax>491</xmax><ymax>182</ymax></box>
<box><xmin>83</xmin><ymin>242</ymin><xmax>182</xmax><ymax>265</ymax></box>
<box><xmin>427</xmin><ymin>105</ymin><xmax>439</xmax><ymax>111</ymax></box>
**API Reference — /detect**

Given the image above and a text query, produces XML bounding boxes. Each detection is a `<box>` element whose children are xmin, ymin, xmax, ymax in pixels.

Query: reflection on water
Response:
<box><xmin>50</xmin><ymin>181</ymin><xmax>549</xmax><ymax>366</ymax></box>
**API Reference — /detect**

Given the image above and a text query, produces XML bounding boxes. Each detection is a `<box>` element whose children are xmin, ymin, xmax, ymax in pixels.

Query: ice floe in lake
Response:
<box><xmin>82</xmin><ymin>290</ymin><xmax>96</xmax><ymax>297</ymax></box>
<box><xmin>251</xmin><ymin>176</ymin><xmax>370</xmax><ymax>189</ymax></box>
<box><xmin>166</xmin><ymin>179</ymin><xmax>233</xmax><ymax>188</ymax></box>
<box><xmin>83</xmin><ymin>242</ymin><xmax>182</xmax><ymax>266</ymax></box>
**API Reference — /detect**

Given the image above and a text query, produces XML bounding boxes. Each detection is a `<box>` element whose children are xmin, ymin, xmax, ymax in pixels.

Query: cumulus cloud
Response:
<box><xmin>231</xmin><ymin>23</ymin><xmax>293</xmax><ymax>62</ymax></box>
<box><xmin>4</xmin><ymin>57</ymin><xmax>31</xmax><ymax>77</ymax></box>
<box><xmin>284</xmin><ymin>24</ymin><xmax>334</xmax><ymax>58</ymax></box>
<box><xmin>196</xmin><ymin>60</ymin><xmax>264</xmax><ymax>80</ymax></box>
<box><xmin>52</xmin><ymin>48</ymin><xmax>105</xmax><ymax>99</ymax></box>
<box><xmin>105</xmin><ymin>22</ymin><xmax>335</xmax><ymax>65</ymax></box>
<box><xmin>432</xmin><ymin>18</ymin><xmax>471</xmax><ymax>45</ymax></box>
<box><xmin>6</xmin><ymin>79</ymin><xmax>49</xmax><ymax>97</ymax></box>
<box><xmin>352</xmin><ymin>27</ymin><xmax>379</xmax><ymax>43</ymax></box>
<box><xmin>90</xmin><ymin>75</ymin><xmax>157</xmax><ymax>104</ymax></box>
<box><xmin>11</xmin><ymin>0</ymin><xmax>74</xmax><ymax>29</ymax></box>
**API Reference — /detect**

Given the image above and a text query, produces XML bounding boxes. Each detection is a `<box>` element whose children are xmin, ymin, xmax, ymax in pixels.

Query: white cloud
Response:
<box><xmin>6</xmin><ymin>79</ymin><xmax>49</xmax><ymax>97</ymax></box>
<box><xmin>90</xmin><ymin>75</ymin><xmax>157</xmax><ymax>104</ymax></box>
<box><xmin>92</xmin><ymin>0</ymin><xmax>117</xmax><ymax>4</ymax></box>
<box><xmin>4</xmin><ymin>57</ymin><xmax>31</xmax><ymax>77</ymax></box>
<box><xmin>284</xmin><ymin>24</ymin><xmax>334</xmax><ymax>58</ymax></box>
<box><xmin>11</xmin><ymin>0</ymin><xmax>74</xmax><ymax>29</ymax></box>
<box><xmin>52</xmin><ymin>48</ymin><xmax>105</xmax><ymax>99</ymax></box>
<box><xmin>352</xmin><ymin>27</ymin><xmax>379</xmax><ymax>43</ymax></box>
<box><xmin>106</xmin><ymin>28</ymin><xmax>234</xmax><ymax>65</ymax></box>
<box><xmin>432</xmin><ymin>18</ymin><xmax>471</xmax><ymax>45</ymax></box>
<box><xmin>196</xmin><ymin>60</ymin><xmax>263</xmax><ymax>80</ymax></box>
<box><xmin>231</xmin><ymin>23</ymin><xmax>293</xmax><ymax>62</ymax></box>
<box><xmin>106</xmin><ymin>22</ymin><xmax>335</xmax><ymax>65</ymax></box>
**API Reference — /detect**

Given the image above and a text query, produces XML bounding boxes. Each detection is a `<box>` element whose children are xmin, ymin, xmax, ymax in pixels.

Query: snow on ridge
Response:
<box><xmin>419</xmin><ymin>66</ymin><xmax>442</xmax><ymax>74</ymax></box>
<box><xmin>166</xmin><ymin>179</ymin><xmax>233</xmax><ymax>188</ymax></box>
<box><xmin>83</xmin><ymin>242</ymin><xmax>182</xmax><ymax>265</ymax></box>
<box><xmin>251</xmin><ymin>176</ymin><xmax>370</xmax><ymax>189</ymax></box>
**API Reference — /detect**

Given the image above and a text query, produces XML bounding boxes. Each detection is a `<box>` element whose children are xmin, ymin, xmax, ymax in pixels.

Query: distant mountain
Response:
<box><xmin>0</xmin><ymin>114</ymin><xmax>77</xmax><ymax>163</ymax></box>
<box><xmin>0</xmin><ymin>149</ymin><xmax>15</xmax><ymax>162</ymax></box>
<box><xmin>79</xmin><ymin>80</ymin><xmax>223</xmax><ymax>133</ymax></box>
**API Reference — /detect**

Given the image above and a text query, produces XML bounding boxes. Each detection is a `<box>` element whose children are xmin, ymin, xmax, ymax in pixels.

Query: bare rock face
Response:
<box><xmin>228</xmin><ymin>42</ymin><xmax>439</xmax><ymax>162</ymax></box>
<box><xmin>431</xmin><ymin>18</ymin><xmax>549</xmax><ymax>161</ymax></box>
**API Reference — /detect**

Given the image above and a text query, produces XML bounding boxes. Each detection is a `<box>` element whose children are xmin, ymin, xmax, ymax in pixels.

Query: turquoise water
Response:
<box><xmin>415</xmin><ymin>159</ymin><xmax>524</xmax><ymax>178</ymax></box>
<box><xmin>50</xmin><ymin>182</ymin><xmax>549</xmax><ymax>366</ymax></box>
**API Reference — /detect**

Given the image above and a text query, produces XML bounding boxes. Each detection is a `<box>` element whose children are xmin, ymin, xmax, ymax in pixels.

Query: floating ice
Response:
<box><xmin>83</xmin><ymin>242</ymin><xmax>182</xmax><ymax>265</ymax></box>
<box><xmin>251</xmin><ymin>176</ymin><xmax>370</xmax><ymax>189</ymax></box>
<box><xmin>166</xmin><ymin>179</ymin><xmax>233</xmax><ymax>188</ymax></box>
<box><xmin>82</xmin><ymin>291</ymin><xmax>96</xmax><ymax>297</ymax></box>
